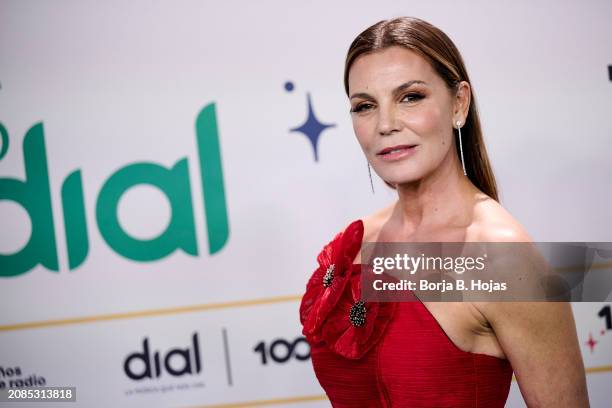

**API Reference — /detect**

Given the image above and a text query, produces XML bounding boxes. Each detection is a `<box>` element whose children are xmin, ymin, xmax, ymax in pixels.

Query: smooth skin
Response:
<box><xmin>348</xmin><ymin>46</ymin><xmax>589</xmax><ymax>407</ymax></box>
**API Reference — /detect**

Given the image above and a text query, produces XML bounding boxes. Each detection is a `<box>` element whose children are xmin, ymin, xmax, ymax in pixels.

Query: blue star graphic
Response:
<box><xmin>290</xmin><ymin>92</ymin><xmax>336</xmax><ymax>161</ymax></box>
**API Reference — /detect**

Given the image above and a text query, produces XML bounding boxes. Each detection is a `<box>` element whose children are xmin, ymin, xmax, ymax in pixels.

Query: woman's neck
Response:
<box><xmin>393</xmin><ymin>159</ymin><xmax>482</xmax><ymax>234</ymax></box>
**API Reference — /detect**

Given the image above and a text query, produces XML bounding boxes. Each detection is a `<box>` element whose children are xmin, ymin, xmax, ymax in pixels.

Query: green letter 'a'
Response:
<box><xmin>96</xmin><ymin>160</ymin><xmax>198</xmax><ymax>261</ymax></box>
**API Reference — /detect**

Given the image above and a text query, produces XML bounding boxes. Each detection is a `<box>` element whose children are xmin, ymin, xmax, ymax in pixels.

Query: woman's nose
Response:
<box><xmin>376</xmin><ymin>104</ymin><xmax>401</xmax><ymax>136</ymax></box>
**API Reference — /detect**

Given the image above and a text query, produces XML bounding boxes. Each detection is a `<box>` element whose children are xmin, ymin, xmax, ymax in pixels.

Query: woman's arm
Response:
<box><xmin>473</xmin><ymin>210</ymin><xmax>589</xmax><ymax>406</ymax></box>
<box><xmin>478</xmin><ymin>301</ymin><xmax>589</xmax><ymax>407</ymax></box>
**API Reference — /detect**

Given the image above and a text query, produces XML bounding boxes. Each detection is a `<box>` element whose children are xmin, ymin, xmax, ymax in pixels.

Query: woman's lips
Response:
<box><xmin>377</xmin><ymin>145</ymin><xmax>418</xmax><ymax>162</ymax></box>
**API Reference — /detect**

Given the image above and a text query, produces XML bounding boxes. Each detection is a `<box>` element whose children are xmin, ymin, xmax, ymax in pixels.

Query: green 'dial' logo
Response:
<box><xmin>0</xmin><ymin>103</ymin><xmax>229</xmax><ymax>277</ymax></box>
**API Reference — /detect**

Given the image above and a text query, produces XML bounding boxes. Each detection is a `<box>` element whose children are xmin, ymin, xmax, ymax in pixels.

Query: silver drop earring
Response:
<box><xmin>367</xmin><ymin>161</ymin><xmax>375</xmax><ymax>194</ymax></box>
<box><xmin>456</xmin><ymin>120</ymin><xmax>467</xmax><ymax>176</ymax></box>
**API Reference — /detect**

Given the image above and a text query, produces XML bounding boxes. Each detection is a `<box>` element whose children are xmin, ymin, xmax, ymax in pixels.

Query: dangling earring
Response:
<box><xmin>367</xmin><ymin>161</ymin><xmax>375</xmax><ymax>194</ymax></box>
<box><xmin>456</xmin><ymin>120</ymin><xmax>467</xmax><ymax>176</ymax></box>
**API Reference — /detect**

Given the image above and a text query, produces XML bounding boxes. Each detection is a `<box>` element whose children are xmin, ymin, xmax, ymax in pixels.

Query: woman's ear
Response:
<box><xmin>453</xmin><ymin>81</ymin><xmax>471</xmax><ymax>124</ymax></box>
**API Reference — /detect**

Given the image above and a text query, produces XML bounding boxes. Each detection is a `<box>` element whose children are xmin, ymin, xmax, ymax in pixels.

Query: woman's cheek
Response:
<box><xmin>353</xmin><ymin>120</ymin><xmax>374</xmax><ymax>154</ymax></box>
<box><xmin>406</xmin><ymin>105</ymin><xmax>442</xmax><ymax>135</ymax></box>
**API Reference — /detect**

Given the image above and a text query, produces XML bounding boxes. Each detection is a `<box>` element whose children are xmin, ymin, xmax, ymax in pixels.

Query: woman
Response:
<box><xmin>299</xmin><ymin>17</ymin><xmax>589</xmax><ymax>407</ymax></box>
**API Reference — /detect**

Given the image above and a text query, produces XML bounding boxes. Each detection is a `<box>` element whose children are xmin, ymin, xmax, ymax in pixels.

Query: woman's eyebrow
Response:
<box><xmin>350</xmin><ymin>80</ymin><xmax>428</xmax><ymax>100</ymax></box>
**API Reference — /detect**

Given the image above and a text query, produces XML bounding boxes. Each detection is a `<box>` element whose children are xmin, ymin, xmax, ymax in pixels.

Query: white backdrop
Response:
<box><xmin>0</xmin><ymin>0</ymin><xmax>611</xmax><ymax>406</ymax></box>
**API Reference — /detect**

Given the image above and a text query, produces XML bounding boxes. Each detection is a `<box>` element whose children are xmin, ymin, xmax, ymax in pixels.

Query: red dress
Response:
<box><xmin>300</xmin><ymin>219</ymin><xmax>513</xmax><ymax>407</ymax></box>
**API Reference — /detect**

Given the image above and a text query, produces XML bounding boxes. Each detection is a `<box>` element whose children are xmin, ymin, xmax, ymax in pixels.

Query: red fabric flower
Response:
<box><xmin>320</xmin><ymin>271</ymin><xmax>396</xmax><ymax>359</ymax></box>
<box><xmin>300</xmin><ymin>219</ymin><xmax>396</xmax><ymax>359</ymax></box>
<box><xmin>300</xmin><ymin>220</ymin><xmax>363</xmax><ymax>343</ymax></box>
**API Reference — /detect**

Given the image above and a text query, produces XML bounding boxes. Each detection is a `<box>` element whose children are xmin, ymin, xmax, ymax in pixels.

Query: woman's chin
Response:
<box><xmin>382</xmin><ymin>173</ymin><xmax>423</xmax><ymax>186</ymax></box>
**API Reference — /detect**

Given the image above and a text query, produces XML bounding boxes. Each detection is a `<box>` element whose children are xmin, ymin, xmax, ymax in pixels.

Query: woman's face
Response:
<box><xmin>347</xmin><ymin>46</ymin><xmax>468</xmax><ymax>185</ymax></box>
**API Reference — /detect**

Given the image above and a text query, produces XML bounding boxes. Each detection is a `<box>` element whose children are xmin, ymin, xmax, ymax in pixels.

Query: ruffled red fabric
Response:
<box><xmin>299</xmin><ymin>219</ymin><xmax>396</xmax><ymax>359</ymax></box>
<box><xmin>321</xmin><ymin>272</ymin><xmax>396</xmax><ymax>359</ymax></box>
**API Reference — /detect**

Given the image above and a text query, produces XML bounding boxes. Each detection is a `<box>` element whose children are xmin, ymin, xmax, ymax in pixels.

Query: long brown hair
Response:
<box><xmin>344</xmin><ymin>17</ymin><xmax>499</xmax><ymax>201</ymax></box>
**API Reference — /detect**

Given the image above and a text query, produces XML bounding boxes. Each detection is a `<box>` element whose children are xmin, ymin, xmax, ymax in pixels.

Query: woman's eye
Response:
<box><xmin>401</xmin><ymin>93</ymin><xmax>424</xmax><ymax>103</ymax></box>
<box><xmin>351</xmin><ymin>103</ymin><xmax>374</xmax><ymax>113</ymax></box>
<box><xmin>350</xmin><ymin>94</ymin><xmax>422</xmax><ymax>113</ymax></box>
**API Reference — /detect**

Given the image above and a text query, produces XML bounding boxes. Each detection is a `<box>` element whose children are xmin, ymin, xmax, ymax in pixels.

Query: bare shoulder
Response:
<box><xmin>470</xmin><ymin>202</ymin><xmax>589</xmax><ymax>405</ymax></box>
<box><xmin>350</xmin><ymin>203</ymin><xmax>394</xmax><ymax>264</ymax></box>
<box><xmin>471</xmin><ymin>196</ymin><xmax>533</xmax><ymax>242</ymax></box>
<box><xmin>359</xmin><ymin>203</ymin><xmax>395</xmax><ymax>241</ymax></box>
